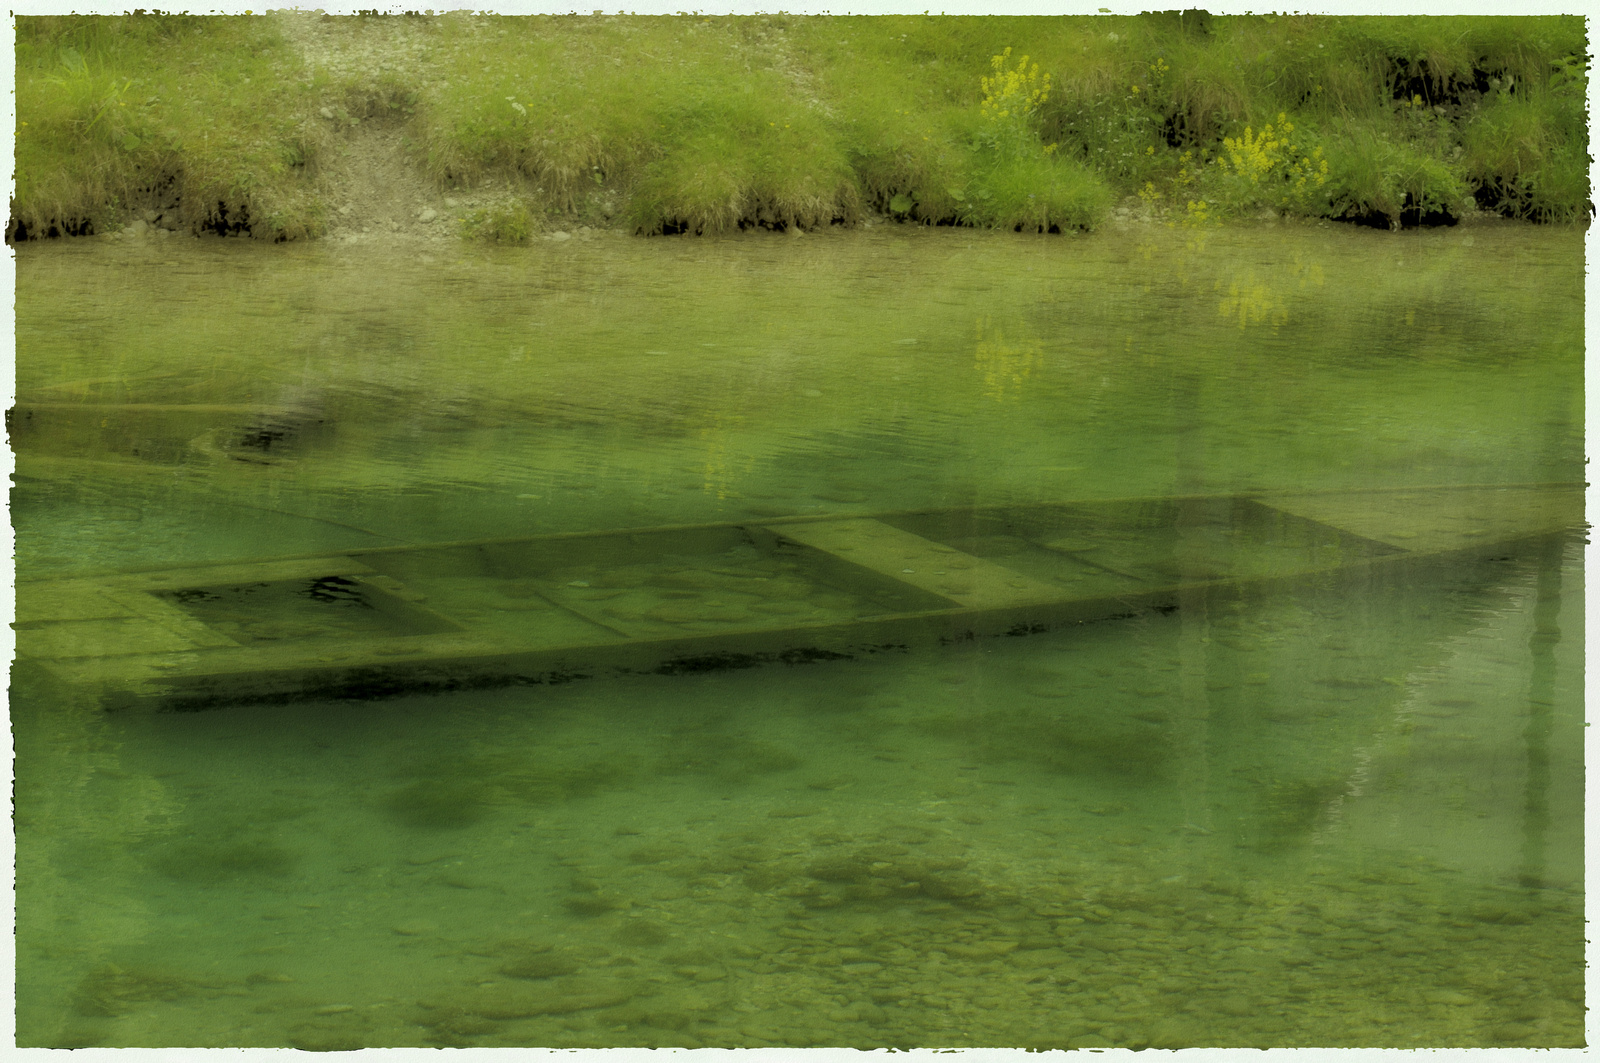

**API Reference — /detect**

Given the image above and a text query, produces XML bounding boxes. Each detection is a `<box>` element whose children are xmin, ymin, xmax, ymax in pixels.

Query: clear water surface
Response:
<box><xmin>11</xmin><ymin>221</ymin><xmax>1585</xmax><ymax>1049</ymax></box>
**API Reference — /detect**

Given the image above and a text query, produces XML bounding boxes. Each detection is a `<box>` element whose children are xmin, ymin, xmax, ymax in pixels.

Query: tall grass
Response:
<box><xmin>11</xmin><ymin>12</ymin><xmax>1590</xmax><ymax>242</ymax></box>
<box><xmin>14</xmin><ymin>15</ymin><xmax>327</xmax><ymax>240</ymax></box>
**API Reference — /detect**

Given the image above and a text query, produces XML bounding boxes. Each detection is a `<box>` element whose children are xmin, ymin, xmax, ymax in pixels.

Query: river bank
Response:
<box><xmin>12</xmin><ymin>12</ymin><xmax>1589</xmax><ymax>244</ymax></box>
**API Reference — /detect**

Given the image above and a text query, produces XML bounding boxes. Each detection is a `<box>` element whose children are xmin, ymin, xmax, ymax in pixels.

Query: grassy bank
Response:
<box><xmin>11</xmin><ymin>12</ymin><xmax>1590</xmax><ymax>242</ymax></box>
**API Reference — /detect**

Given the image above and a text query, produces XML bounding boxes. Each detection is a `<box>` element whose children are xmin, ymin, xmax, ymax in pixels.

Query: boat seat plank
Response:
<box><xmin>98</xmin><ymin>589</ymin><xmax>244</xmax><ymax>650</ymax></box>
<box><xmin>767</xmin><ymin>519</ymin><xmax>1065</xmax><ymax>610</ymax></box>
<box><xmin>17</xmin><ymin>616</ymin><xmax>219</xmax><ymax>659</ymax></box>
<box><xmin>16</xmin><ymin>580</ymin><xmax>139</xmax><ymax>623</ymax></box>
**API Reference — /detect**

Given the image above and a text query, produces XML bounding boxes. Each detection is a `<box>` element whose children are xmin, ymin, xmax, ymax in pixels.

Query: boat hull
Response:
<box><xmin>15</xmin><ymin>484</ymin><xmax>1584</xmax><ymax>712</ymax></box>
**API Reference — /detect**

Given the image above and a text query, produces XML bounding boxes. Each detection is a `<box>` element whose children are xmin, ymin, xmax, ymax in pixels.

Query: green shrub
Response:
<box><xmin>953</xmin><ymin>47</ymin><xmax>1115</xmax><ymax>231</ymax></box>
<box><xmin>1460</xmin><ymin>74</ymin><xmax>1590</xmax><ymax>222</ymax></box>
<box><xmin>963</xmin><ymin>151</ymin><xmax>1113</xmax><ymax>231</ymax></box>
<box><xmin>459</xmin><ymin>202</ymin><xmax>537</xmax><ymax>243</ymax></box>
<box><xmin>1322</xmin><ymin>121</ymin><xmax>1470</xmax><ymax>225</ymax></box>
<box><xmin>1170</xmin><ymin>112</ymin><xmax>1332</xmax><ymax>219</ymax></box>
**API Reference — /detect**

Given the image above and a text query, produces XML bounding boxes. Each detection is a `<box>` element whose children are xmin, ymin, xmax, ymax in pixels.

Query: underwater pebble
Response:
<box><xmin>435</xmin><ymin>874</ymin><xmax>489</xmax><ymax>889</ymax></box>
<box><xmin>1423</xmin><ymin>990</ymin><xmax>1475</xmax><ymax>1006</ymax></box>
<box><xmin>288</xmin><ymin>1025</ymin><xmax>366</xmax><ymax>1052</ymax></box>
<box><xmin>626</xmin><ymin>844</ymin><xmax>679</xmax><ymax>865</ymax></box>
<box><xmin>449</xmin><ymin>980</ymin><xmax>636</xmax><ymax>1020</ymax></box>
<box><xmin>1213</xmin><ymin>994</ymin><xmax>1256</xmax><ymax>1017</ymax></box>
<box><xmin>945</xmin><ymin>940</ymin><xmax>1019</xmax><ymax>959</ymax></box>
<box><xmin>500</xmin><ymin>954</ymin><xmax>580</xmax><ymax>979</ymax></box>
<box><xmin>392</xmin><ymin>921</ymin><xmax>438</xmax><ymax>936</ymax></box>
<box><xmin>565</xmin><ymin>894</ymin><xmax>628</xmax><ymax>915</ymax></box>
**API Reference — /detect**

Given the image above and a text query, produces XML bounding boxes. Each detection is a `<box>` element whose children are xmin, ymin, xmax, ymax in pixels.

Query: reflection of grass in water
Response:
<box><xmin>378</xmin><ymin>732</ymin><xmax>806</xmax><ymax>833</ymax></box>
<box><xmin>380</xmin><ymin>751</ymin><xmax>643</xmax><ymax>830</ymax></box>
<box><xmin>1252</xmin><ymin>775</ymin><xmax>1346</xmax><ymax>850</ymax></box>
<box><xmin>919</xmin><ymin>706</ymin><xmax>1170</xmax><ymax>779</ymax></box>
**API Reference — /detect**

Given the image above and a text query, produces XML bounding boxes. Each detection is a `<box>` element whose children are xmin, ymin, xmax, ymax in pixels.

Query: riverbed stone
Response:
<box><xmin>288</xmin><ymin>1019</ymin><xmax>369</xmax><ymax>1051</ymax></box>
<box><xmin>500</xmin><ymin>952</ymin><xmax>580</xmax><ymax>979</ymax></box>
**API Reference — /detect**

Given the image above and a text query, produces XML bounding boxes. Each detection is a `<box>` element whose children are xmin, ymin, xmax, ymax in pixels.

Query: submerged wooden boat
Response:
<box><xmin>14</xmin><ymin>483</ymin><xmax>1584</xmax><ymax>712</ymax></box>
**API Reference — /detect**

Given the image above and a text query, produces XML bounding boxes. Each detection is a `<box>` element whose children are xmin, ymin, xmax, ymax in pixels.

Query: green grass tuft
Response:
<box><xmin>1322</xmin><ymin>120</ymin><xmax>1472</xmax><ymax>224</ymax></box>
<box><xmin>15</xmin><ymin>14</ymin><xmax>326</xmax><ymax>240</ymax></box>
<box><xmin>965</xmin><ymin>152</ymin><xmax>1112</xmax><ymax>232</ymax></box>
<box><xmin>459</xmin><ymin>202</ymin><xmax>537</xmax><ymax>243</ymax></box>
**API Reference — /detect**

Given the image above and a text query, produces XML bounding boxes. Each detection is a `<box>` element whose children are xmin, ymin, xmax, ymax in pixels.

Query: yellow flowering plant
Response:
<box><xmin>977</xmin><ymin>47</ymin><xmax>1055</xmax><ymax>158</ymax></box>
<box><xmin>950</xmin><ymin>46</ymin><xmax>1109</xmax><ymax>232</ymax></box>
<box><xmin>1211</xmin><ymin>112</ymin><xmax>1330</xmax><ymax>213</ymax></box>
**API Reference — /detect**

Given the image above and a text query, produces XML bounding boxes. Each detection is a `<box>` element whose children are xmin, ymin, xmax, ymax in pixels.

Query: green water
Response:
<box><xmin>12</xmin><ymin>222</ymin><xmax>1585</xmax><ymax>1049</ymax></box>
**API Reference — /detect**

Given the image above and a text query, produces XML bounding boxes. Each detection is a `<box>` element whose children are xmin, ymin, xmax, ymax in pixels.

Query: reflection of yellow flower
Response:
<box><xmin>1176</xmin><ymin>198</ymin><xmax>1215</xmax><ymax>229</ymax></box>
<box><xmin>690</xmin><ymin>413</ymin><xmax>747</xmax><ymax>499</ymax></box>
<box><xmin>1217</xmin><ymin>270</ymin><xmax>1289</xmax><ymax>330</ymax></box>
<box><xmin>974</xmin><ymin>316</ymin><xmax>1043</xmax><ymax>401</ymax></box>
<box><xmin>1152</xmin><ymin>229</ymin><xmax>1324</xmax><ymax>317</ymax></box>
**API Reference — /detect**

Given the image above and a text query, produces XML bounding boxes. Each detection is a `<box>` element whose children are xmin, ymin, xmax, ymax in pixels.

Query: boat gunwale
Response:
<box><xmin>16</xmin><ymin>480</ymin><xmax>1586</xmax><ymax>585</ymax></box>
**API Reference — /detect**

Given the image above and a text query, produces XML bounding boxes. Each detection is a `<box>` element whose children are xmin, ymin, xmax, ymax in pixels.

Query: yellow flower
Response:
<box><xmin>981</xmin><ymin>47</ymin><xmax>1050</xmax><ymax>122</ymax></box>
